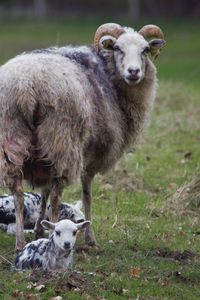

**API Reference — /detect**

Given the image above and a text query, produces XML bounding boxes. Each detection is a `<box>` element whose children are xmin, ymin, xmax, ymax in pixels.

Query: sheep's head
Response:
<box><xmin>94</xmin><ymin>23</ymin><xmax>165</xmax><ymax>86</ymax></box>
<box><xmin>41</xmin><ymin>219</ymin><xmax>90</xmax><ymax>251</ymax></box>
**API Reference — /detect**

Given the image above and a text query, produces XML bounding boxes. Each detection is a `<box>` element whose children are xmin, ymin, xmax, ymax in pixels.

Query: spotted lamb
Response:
<box><xmin>0</xmin><ymin>192</ymin><xmax>85</xmax><ymax>234</ymax></box>
<box><xmin>15</xmin><ymin>219</ymin><xmax>90</xmax><ymax>271</ymax></box>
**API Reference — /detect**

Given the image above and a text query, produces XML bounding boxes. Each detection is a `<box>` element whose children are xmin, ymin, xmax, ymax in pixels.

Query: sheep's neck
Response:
<box><xmin>115</xmin><ymin>61</ymin><xmax>157</xmax><ymax>147</ymax></box>
<box><xmin>46</xmin><ymin>238</ymin><xmax>71</xmax><ymax>268</ymax></box>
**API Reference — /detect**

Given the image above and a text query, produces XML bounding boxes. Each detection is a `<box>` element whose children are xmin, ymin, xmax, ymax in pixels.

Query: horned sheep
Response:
<box><xmin>0</xmin><ymin>23</ymin><xmax>165</xmax><ymax>250</ymax></box>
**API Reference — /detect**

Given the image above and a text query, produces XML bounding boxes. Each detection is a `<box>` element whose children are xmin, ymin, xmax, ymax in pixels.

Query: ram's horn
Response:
<box><xmin>139</xmin><ymin>24</ymin><xmax>164</xmax><ymax>40</ymax></box>
<box><xmin>94</xmin><ymin>23</ymin><xmax>125</xmax><ymax>51</ymax></box>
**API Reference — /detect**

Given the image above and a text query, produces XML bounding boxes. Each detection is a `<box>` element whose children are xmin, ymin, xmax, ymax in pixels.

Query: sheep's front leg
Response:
<box><xmin>81</xmin><ymin>174</ymin><xmax>97</xmax><ymax>246</ymax></box>
<box><xmin>50</xmin><ymin>179</ymin><xmax>65</xmax><ymax>224</ymax></box>
<box><xmin>10</xmin><ymin>177</ymin><xmax>25</xmax><ymax>251</ymax></box>
<box><xmin>35</xmin><ymin>187</ymin><xmax>50</xmax><ymax>239</ymax></box>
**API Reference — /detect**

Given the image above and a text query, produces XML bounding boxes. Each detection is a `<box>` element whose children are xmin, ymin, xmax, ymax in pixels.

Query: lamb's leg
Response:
<box><xmin>34</xmin><ymin>187</ymin><xmax>50</xmax><ymax>239</ymax></box>
<box><xmin>10</xmin><ymin>177</ymin><xmax>25</xmax><ymax>251</ymax></box>
<box><xmin>50</xmin><ymin>179</ymin><xmax>65</xmax><ymax>224</ymax></box>
<box><xmin>81</xmin><ymin>174</ymin><xmax>97</xmax><ymax>246</ymax></box>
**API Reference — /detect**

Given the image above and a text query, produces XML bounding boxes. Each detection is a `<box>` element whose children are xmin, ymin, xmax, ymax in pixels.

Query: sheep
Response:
<box><xmin>0</xmin><ymin>22</ymin><xmax>165</xmax><ymax>250</ymax></box>
<box><xmin>15</xmin><ymin>219</ymin><xmax>90</xmax><ymax>271</ymax></box>
<box><xmin>0</xmin><ymin>192</ymin><xmax>85</xmax><ymax>234</ymax></box>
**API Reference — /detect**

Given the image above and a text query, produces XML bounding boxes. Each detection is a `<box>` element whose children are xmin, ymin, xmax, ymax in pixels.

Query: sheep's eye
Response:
<box><xmin>114</xmin><ymin>46</ymin><xmax>123</xmax><ymax>54</ymax></box>
<box><xmin>55</xmin><ymin>230</ymin><xmax>61</xmax><ymax>236</ymax></box>
<box><xmin>142</xmin><ymin>47</ymin><xmax>150</xmax><ymax>55</ymax></box>
<box><xmin>73</xmin><ymin>230</ymin><xmax>77</xmax><ymax>236</ymax></box>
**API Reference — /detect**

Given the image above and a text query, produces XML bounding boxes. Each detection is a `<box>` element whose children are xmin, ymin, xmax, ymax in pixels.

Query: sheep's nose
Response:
<box><xmin>127</xmin><ymin>67</ymin><xmax>140</xmax><ymax>77</ymax></box>
<box><xmin>64</xmin><ymin>242</ymin><xmax>71</xmax><ymax>250</ymax></box>
<box><xmin>125</xmin><ymin>67</ymin><xmax>140</xmax><ymax>83</ymax></box>
<box><xmin>77</xmin><ymin>219</ymin><xmax>85</xmax><ymax>223</ymax></box>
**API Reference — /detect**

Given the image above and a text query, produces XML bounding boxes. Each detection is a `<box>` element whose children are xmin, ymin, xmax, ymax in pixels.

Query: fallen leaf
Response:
<box><xmin>108</xmin><ymin>240</ymin><xmax>114</xmax><ymax>244</ymax></box>
<box><xmin>35</xmin><ymin>284</ymin><xmax>45</xmax><ymax>292</ymax></box>
<box><xmin>73</xmin><ymin>287</ymin><xmax>81</xmax><ymax>292</ymax></box>
<box><xmin>122</xmin><ymin>288</ymin><xmax>129</xmax><ymax>294</ymax></box>
<box><xmin>130</xmin><ymin>267</ymin><xmax>141</xmax><ymax>278</ymax></box>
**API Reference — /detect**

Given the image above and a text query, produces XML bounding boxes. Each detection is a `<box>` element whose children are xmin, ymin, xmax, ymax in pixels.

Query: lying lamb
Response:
<box><xmin>15</xmin><ymin>219</ymin><xmax>90</xmax><ymax>271</ymax></box>
<box><xmin>0</xmin><ymin>192</ymin><xmax>85</xmax><ymax>234</ymax></box>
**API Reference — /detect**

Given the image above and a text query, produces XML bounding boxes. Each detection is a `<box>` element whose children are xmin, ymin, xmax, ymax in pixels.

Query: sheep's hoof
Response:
<box><xmin>15</xmin><ymin>241</ymin><xmax>26</xmax><ymax>252</ymax></box>
<box><xmin>84</xmin><ymin>228</ymin><xmax>98</xmax><ymax>247</ymax></box>
<box><xmin>34</xmin><ymin>222</ymin><xmax>45</xmax><ymax>239</ymax></box>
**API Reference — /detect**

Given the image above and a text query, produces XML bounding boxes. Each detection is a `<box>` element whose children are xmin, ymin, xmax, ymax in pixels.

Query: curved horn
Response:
<box><xmin>94</xmin><ymin>23</ymin><xmax>125</xmax><ymax>51</ymax></box>
<box><xmin>139</xmin><ymin>24</ymin><xmax>164</xmax><ymax>40</ymax></box>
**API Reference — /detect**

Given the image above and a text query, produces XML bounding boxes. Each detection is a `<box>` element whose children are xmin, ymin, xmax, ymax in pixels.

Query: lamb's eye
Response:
<box><xmin>73</xmin><ymin>230</ymin><xmax>77</xmax><ymax>236</ymax></box>
<box><xmin>55</xmin><ymin>230</ymin><xmax>61</xmax><ymax>236</ymax></box>
<box><xmin>142</xmin><ymin>47</ymin><xmax>150</xmax><ymax>55</ymax></box>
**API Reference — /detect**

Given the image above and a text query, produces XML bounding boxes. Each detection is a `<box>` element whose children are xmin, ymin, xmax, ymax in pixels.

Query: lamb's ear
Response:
<box><xmin>74</xmin><ymin>200</ymin><xmax>83</xmax><ymax>210</ymax></box>
<box><xmin>76</xmin><ymin>220</ymin><xmax>91</xmax><ymax>230</ymax></box>
<box><xmin>41</xmin><ymin>220</ymin><xmax>56</xmax><ymax>231</ymax></box>
<box><xmin>99</xmin><ymin>35</ymin><xmax>116</xmax><ymax>51</ymax></box>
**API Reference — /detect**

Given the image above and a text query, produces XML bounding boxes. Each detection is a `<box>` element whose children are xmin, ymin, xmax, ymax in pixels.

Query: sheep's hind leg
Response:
<box><xmin>81</xmin><ymin>174</ymin><xmax>97</xmax><ymax>246</ymax></box>
<box><xmin>34</xmin><ymin>187</ymin><xmax>50</xmax><ymax>239</ymax></box>
<box><xmin>10</xmin><ymin>176</ymin><xmax>25</xmax><ymax>251</ymax></box>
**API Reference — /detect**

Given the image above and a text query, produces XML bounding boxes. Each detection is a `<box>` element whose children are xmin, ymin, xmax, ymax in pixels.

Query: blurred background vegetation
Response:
<box><xmin>0</xmin><ymin>0</ymin><xmax>199</xmax><ymax>19</ymax></box>
<box><xmin>0</xmin><ymin>0</ymin><xmax>199</xmax><ymax>90</ymax></box>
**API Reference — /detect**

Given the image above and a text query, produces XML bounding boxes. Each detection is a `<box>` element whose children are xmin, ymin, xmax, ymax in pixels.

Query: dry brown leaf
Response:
<box><xmin>130</xmin><ymin>267</ymin><xmax>141</xmax><ymax>278</ymax></box>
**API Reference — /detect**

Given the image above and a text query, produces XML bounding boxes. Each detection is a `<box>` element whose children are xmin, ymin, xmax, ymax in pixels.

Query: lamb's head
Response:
<box><xmin>41</xmin><ymin>219</ymin><xmax>90</xmax><ymax>251</ymax></box>
<box><xmin>94</xmin><ymin>23</ymin><xmax>165</xmax><ymax>86</ymax></box>
<box><xmin>59</xmin><ymin>200</ymin><xmax>85</xmax><ymax>224</ymax></box>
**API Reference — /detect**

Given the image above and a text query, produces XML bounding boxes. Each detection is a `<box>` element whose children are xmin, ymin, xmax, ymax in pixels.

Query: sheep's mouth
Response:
<box><xmin>124</xmin><ymin>75</ymin><xmax>141</xmax><ymax>86</ymax></box>
<box><xmin>76</xmin><ymin>219</ymin><xmax>85</xmax><ymax>224</ymax></box>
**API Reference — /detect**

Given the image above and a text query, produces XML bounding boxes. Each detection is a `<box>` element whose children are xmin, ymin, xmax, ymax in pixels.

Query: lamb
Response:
<box><xmin>15</xmin><ymin>219</ymin><xmax>90</xmax><ymax>271</ymax></box>
<box><xmin>0</xmin><ymin>192</ymin><xmax>85</xmax><ymax>234</ymax></box>
<box><xmin>0</xmin><ymin>22</ymin><xmax>165</xmax><ymax>250</ymax></box>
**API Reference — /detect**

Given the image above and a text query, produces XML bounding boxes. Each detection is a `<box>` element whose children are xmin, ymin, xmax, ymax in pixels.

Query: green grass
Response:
<box><xmin>0</xmin><ymin>17</ymin><xmax>200</xmax><ymax>300</ymax></box>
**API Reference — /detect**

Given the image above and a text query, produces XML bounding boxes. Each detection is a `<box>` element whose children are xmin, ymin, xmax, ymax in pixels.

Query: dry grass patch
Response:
<box><xmin>161</xmin><ymin>174</ymin><xmax>200</xmax><ymax>217</ymax></box>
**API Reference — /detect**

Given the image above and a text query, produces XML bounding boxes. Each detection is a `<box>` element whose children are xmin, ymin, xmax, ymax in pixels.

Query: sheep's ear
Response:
<box><xmin>99</xmin><ymin>35</ymin><xmax>116</xmax><ymax>51</ymax></box>
<box><xmin>76</xmin><ymin>220</ymin><xmax>91</xmax><ymax>230</ymax></box>
<box><xmin>149</xmin><ymin>39</ymin><xmax>166</xmax><ymax>59</ymax></box>
<box><xmin>41</xmin><ymin>220</ymin><xmax>56</xmax><ymax>231</ymax></box>
<box><xmin>74</xmin><ymin>200</ymin><xmax>83</xmax><ymax>210</ymax></box>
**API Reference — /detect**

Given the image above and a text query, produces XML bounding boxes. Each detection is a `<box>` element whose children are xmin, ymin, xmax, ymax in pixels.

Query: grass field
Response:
<box><xmin>0</xmin><ymin>17</ymin><xmax>200</xmax><ymax>300</ymax></box>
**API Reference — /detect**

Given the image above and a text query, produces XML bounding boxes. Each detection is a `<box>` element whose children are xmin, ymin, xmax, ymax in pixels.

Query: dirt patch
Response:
<box><xmin>28</xmin><ymin>270</ymin><xmax>94</xmax><ymax>294</ymax></box>
<box><xmin>161</xmin><ymin>175</ymin><xmax>200</xmax><ymax>216</ymax></box>
<box><xmin>153</xmin><ymin>248</ymin><xmax>199</xmax><ymax>261</ymax></box>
